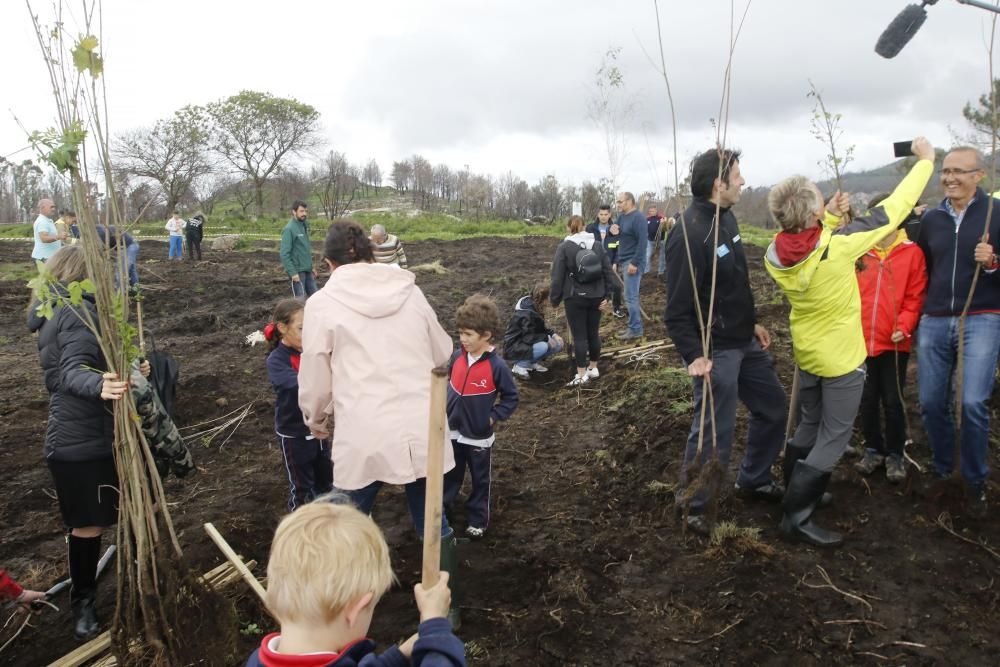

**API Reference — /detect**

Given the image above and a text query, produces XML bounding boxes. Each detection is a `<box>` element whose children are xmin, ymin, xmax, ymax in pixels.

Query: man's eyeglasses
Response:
<box><xmin>940</xmin><ymin>168</ymin><xmax>983</xmax><ymax>177</ymax></box>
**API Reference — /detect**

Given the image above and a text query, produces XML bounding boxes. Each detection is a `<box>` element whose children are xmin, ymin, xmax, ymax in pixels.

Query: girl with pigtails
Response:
<box><xmin>265</xmin><ymin>297</ymin><xmax>333</xmax><ymax>511</ymax></box>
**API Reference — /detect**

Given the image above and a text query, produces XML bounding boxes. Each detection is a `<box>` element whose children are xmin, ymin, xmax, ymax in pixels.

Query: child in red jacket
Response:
<box><xmin>855</xmin><ymin>196</ymin><xmax>928</xmax><ymax>482</ymax></box>
<box><xmin>0</xmin><ymin>570</ymin><xmax>45</xmax><ymax>607</ymax></box>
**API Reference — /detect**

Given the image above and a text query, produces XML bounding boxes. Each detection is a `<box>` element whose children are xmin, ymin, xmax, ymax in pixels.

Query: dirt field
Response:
<box><xmin>1</xmin><ymin>235</ymin><xmax>998</xmax><ymax>666</ymax></box>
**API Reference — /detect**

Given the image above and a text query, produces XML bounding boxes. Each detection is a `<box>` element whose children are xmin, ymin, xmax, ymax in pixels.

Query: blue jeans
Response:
<box><xmin>645</xmin><ymin>240</ymin><xmax>666</xmax><ymax>275</ymax></box>
<box><xmin>623</xmin><ymin>268</ymin><xmax>643</xmax><ymax>335</ymax></box>
<box><xmin>290</xmin><ymin>271</ymin><xmax>317</xmax><ymax>299</ymax></box>
<box><xmin>514</xmin><ymin>337</ymin><xmax>563</xmax><ymax>369</ymax></box>
<box><xmin>341</xmin><ymin>479</ymin><xmax>450</xmax><ymax>537</ymax></box>
<box><xmin>917</xmin><ymin>313</ymin><xmax>1000</xmax><ymax>487</ymax></box>
<box><xmin>126</xmin><ymin>242</ymin><xmax>140</xmax><ymax>285</ymax></box>
<box><xmin>168</xmin><ymin>235</ymin><xmax>183</xmax><ymax>258</ymax></box>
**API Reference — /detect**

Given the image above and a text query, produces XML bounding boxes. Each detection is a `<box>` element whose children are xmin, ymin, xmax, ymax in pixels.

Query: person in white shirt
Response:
<box><xmin>165</xmin><ymin>211</ymin><xmax>186</xmax><ymax>260</ymax></box>
<box><xmin>31</xmin><ymin>199</ymin><xmax>66</xmax><ymax>263</ymax></box>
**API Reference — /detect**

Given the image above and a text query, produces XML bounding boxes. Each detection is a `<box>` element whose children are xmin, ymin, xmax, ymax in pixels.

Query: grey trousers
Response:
<box><xmin>679</xmin><ymin>340</ymin><xmax>787</xmax><ymax>511</ymax></box>
<box><xmin>792</xmin><ymin>365</ymin><xmax>866</xmax><ymax>472</ymax></box>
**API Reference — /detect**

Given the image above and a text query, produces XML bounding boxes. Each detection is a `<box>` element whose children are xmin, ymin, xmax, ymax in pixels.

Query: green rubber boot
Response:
<box><xmin>440</xmin><ymin>528</ymin><xmax>461</xmax><ymax>630</ymax></box>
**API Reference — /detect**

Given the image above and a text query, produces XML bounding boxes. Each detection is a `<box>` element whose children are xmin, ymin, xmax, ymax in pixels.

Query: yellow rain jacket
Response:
<box><xmin>764</xmin><ymin>160</ymin><xmax>933</xmax><ymax>377</ymax></box>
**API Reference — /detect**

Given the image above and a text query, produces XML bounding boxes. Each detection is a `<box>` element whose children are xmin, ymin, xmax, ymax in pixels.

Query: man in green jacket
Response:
<box><xmin>280</xmin><ymin>200</ymin><xmax>317</xmax><ymax>299</ymax></box>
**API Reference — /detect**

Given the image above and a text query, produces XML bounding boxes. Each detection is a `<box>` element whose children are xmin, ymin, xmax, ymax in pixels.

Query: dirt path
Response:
<box><xmin>1</xmin><ymin>237</ymin><xmax>998</xmax><ymax>665</ymax></box>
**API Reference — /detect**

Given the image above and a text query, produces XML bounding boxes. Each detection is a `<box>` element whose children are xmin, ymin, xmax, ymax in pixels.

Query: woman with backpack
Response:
<box><xmin>550</xmin><ymin>215</ymin><xmax>620</xmax><ymax>386</ymax></box>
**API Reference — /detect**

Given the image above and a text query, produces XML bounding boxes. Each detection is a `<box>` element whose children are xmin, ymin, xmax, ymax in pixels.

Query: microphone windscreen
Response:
<box><xmin>875</xmin><ymin>4</ymin><xmax>928</xmax><ymax>59</ymax></box>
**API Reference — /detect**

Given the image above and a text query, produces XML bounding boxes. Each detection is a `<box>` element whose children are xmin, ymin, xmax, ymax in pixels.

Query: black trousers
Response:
<box><xmin>279</xmin><ymin>435</ymin><xmax>333</xmax><ymax>511</ymax></box>
<box><xmin>608</xmin><ymin>280</ymin><xmax>622</xmax><ymax>310</ymax></box>
<box><xmin>187</xmin><ymin>238</ymin><xmax>202</xmax><ymax>260</ymax></box>
<box><xmin>564</xmin><ymin>297</ymin><xmax>603</xmax><ymax>367</ymax></box>
<box><xmin>859</xmin><ymin>351</ymin><xmax>909</xmax><ymax>456</ymax></box>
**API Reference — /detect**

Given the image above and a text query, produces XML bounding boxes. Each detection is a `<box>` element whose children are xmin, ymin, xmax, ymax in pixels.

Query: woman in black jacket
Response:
<box><xmin>502</xmin><ymin>282</ymin><xmax>564</xmax><ymax>379</ymax></box>
<box><xmin>185</xmin><ymin>213</ymin><xmax>205</xmax><ymax>261</ymax></box>
<box><xmin>550</xmin><ymin>215</ymin><xmax>620</xmax><ymax>386</ymax></box>
<box><xmin>27</xmin><ymin>245</ymin><xmax>131</xmax><ymax>640</ymax></box>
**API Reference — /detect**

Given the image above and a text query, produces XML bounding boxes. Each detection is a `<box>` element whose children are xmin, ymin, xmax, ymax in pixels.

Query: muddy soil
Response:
<box><xmin>1</xmin><ymin>236</ymin><xmax>998</xmax><ymax>666</ymax></box>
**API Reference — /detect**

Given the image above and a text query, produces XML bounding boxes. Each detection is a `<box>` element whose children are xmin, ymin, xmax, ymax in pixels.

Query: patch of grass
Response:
<box><xmin>465</xmin><ymin>641</ymin><xmax>488</xmax><ymax>660</ymax></box>
<box><xmin>668</xmin><ymin>398</ymin><xmax>693</xmax><ymax>416</ymax></box>
<box><xmin>643</xmin><ymin>479</ymin><xmax>676</xmax><ymax>497</ymax></box>
<box><xmin>706</xmin><ymin>521</ymin><xmax>776</xmax><ymax>558</ymax></box>
<box><xmin>0</xmin><ymin>336</ymin><xmax>12</xmax><ymax>346</ymax></box>
<box><xmin>0</xmin><ymin>261</ymin><xmax>39</xmax><ymax>282</ymax></box>
<box><xmin>410</xmin><ymin>260</ymin><xmax>450</xmax><ymax>274</ymax></box>
<box><xmin>738</xmin><ymin>224</ymin><xmax>775</xmax><ymax>249</ymax></box>
<box><xmin>606</xmin><ymin>366</ymin><xmax>690</xmax><ymax>414</ymax></box>
<box><xmin>194</xmin><ymin>284</ymin><xmax>206</xmax><ymax>294</ymax></box>
<box><xmin>0</xmin><ymin>223</ymin><xmax>34</xmax><ymax>238</ymax></box>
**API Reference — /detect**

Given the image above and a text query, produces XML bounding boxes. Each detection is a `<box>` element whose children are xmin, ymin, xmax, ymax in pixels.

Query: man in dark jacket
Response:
<box><xmin>664</xmin><ymin>148</ymin><xmax>787</xmax><ymax>535</ymax></box>
<box><xmin>585</xmin><ymin>205</ymin><xmax>625</xmax><ymax>317</ymax></box>
<box><xmin>916</xmin><ymin>146</ymin><xmax>1000</xmax><ymax>515</ymax></box>
<box><xmin>280</xmin><ymin>200</ymin><xmax>316</xmax><ymax>299</ymax></box>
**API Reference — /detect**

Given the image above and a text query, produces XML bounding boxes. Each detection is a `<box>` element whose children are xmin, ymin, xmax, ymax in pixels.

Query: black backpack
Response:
<box><xmin>571</xmin><ymin>243</ymin><xmax>603</xmax><ymax>283</ymax></box>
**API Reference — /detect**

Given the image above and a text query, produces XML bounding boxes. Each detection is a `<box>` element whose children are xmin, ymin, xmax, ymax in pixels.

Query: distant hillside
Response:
<box><xmin>815</xmin><ymin>154</ymin><xmax>945</xmax><ymax>202</ymax></box>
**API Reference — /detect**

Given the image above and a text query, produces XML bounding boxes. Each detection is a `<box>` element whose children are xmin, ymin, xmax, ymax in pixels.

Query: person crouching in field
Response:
<box><xmin>763</xmin><ymin>137</ymin><xmax>935</xmax><ymax>548</ymax></box>
<box><xmin>503</xmin><ymin>282</ymin><xmax>564</xmax><ymax>379</ymax></box>
<box><xmin>265</xmin><ymin>298</ymin><xmax>332</xmax><ymax>511</ymax></box>
<box><xmin>444</xmin><ymin>295</ymin><xmax>519</xmax><ymax>539</ymax></box>
<box><xmin>854</xmin><ymin>194</ymin><xmax>927</xmax><ymax>484</ymax></box>
<box><xmin>370</xmin><ymin>224</ymin><xmax>408</xmax><ymax>269</ymax></box>
<box><xmin>245</xmin><ymin>501</ymin><xmax>467</xmax><ymax>667</ymax></box>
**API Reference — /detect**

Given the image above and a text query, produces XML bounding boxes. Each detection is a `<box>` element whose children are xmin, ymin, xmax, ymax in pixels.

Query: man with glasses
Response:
<box><xmin>916</xmin><ymin>146</ymin><xmax>1000</xmax><ymax>517</ymax></box>
<box><xmin>615</xmin><ymin>192</ymin><xmax>647</xmax><ymax>340</ymax></box>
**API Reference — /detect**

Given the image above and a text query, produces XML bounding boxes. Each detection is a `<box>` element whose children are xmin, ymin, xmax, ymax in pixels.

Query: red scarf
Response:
<box><xmin>774</xmin><ymin>226</ymin><xmax>822</xmax><ymax>266</ymax></box>
<box><xmin>290</xmin><ymin>352</ymin><xmax>300</xmax><ymax>372</ymax></box>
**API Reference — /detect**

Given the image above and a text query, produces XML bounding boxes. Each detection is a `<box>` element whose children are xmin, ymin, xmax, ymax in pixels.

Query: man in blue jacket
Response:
<box><xmin>917</xmin><ymin>146</ymin><xmax>1000</xmax><ymax>517</ymax></box>
<box><xmin>615</xmin><ymin>192</ymin><xmax>648</xmax><ymax>339</ymax></box>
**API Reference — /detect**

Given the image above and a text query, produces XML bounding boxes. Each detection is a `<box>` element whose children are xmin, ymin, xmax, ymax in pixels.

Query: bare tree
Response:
<box><xmin>205</xmin><ymin>90</ymin><xmax>322</xmax><ymax>217</ymax></box>
<box><xmin>114</xmin><ymin>106</ymin><xmax>211</xmax><ymax>214</ymax></box>
<box><xmin>587</xmin><ymin>47</ymin><xmax>635</xmax><ymax>193</ymax></box>
<box><xmin>190</xmin><ymin>172</ymin><xmax>233</xmax><ymax>216</ymax></box>
<box><xmin>391</xmin><ymin>160</ymin><xmax>412</xmax><ymax>192</ymax></box>
<box><xmin>312</xmin><ymin>150</ymin><xmax>358</xmax><ymax>219</ymax></box>
<box><xmin>362</xmin><ymin>158</ymin><xmax>382</xmax><ymax>192</ymax></box>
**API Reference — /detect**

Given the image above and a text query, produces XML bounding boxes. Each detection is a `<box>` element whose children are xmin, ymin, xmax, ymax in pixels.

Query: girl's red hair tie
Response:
<box><xmin>263</xmin><ymin>322</ymin><xmax>276</xmax><ymax>341</ymax></box>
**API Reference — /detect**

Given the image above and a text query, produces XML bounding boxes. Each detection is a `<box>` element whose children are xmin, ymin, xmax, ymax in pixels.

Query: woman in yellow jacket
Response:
<box><xmin>763</xmin><ymin>137</ymin><xmax>935</xmax><ymax>547</ymax></box>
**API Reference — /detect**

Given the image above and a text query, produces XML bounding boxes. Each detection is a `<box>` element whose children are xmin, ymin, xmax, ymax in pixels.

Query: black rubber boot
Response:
<box><xmin>783</xmin><ymin>444</ymin><xmax>832</xmax><ymax>508</ymax></box>
<box><xmin>780</xmin><ymin>461</ymin><xmax>842</xmax><ymax>548</ymax></box>
<box><xmin>68</xmin><ymin>534</ymin><xmax>102</xmax><ymax>640</ymax></box>
<box><xmin>439</xmin><ymin>528</ymin><xmax>461</xmax><ymax>630</ymax></box>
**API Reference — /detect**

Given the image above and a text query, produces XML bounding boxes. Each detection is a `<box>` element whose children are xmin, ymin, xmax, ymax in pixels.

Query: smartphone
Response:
<box><xmin>893</xmin><ymin>141</ymin><xmax>914</xmax><ymax>158</ymax></box>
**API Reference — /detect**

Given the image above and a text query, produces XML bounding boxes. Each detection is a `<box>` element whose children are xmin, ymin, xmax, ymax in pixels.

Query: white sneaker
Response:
<box><xmin>566</xmin><ymin>374</ymin><xmax>590</xmax><ymax>387</ymax></box>
<box><xmin>511</xmin><ymin>365</ymin><xmax>531</xmax><ymax>379</ymax></box>
<box><xmin>530</xmin><ymin>363</ymin><xmax>549</xmax><ymax>373</ymax></box>
<box><xmin>585</xmin><ymin>367</ymin><xmax>600</xmax><ymax>379</ymax></box>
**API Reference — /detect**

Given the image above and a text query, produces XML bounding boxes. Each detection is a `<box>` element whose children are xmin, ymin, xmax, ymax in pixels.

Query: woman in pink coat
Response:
<box><xmin>298</xmin><ymin>219</ymin><xmax>455</xmax><ymax>537</ymax></box>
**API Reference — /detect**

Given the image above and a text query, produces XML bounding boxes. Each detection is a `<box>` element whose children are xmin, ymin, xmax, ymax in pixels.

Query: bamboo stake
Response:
<box><xmin>422</xmin><ymin>367</ymin><xmax>449</xmax><ymax>587</ymax></box>
<box><xmin>203</xmin><ymin>523</ymin><xmax>268</xmax><ymax>605</ymax></box>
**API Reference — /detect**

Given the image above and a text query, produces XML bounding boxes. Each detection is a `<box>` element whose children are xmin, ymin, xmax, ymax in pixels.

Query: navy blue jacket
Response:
<box><xmin>244</xmin><ymin>618</ymin><xmax>466</xmax><ymax>667</ymax></box>
<box><xmin>917</xmin><ymin>188</ymin><xmax>1000</xmax><ymax>316</ymax></box>
<box><xmin>447</xmin><ymin>348</ymin><xmax>518</xmax><ymax>440</ymax></box>
<box><xmin>266</xmin><ymin>344</ymin><xmax>310</xmax><ymax>438</ymax></box>
<box><xmin>615</xmin><ymin>209</ymin><xmax>648</xmax><ymax>269</ymax></box>
<box><xmin>585</xmin><ymin>220</ymin><xmax>619</xmax><ymax>265</ymax></box>
<box><xmin>72</xmin><ymin>224</ymin><xmax>136</xmax><ymax>248</ymax></box>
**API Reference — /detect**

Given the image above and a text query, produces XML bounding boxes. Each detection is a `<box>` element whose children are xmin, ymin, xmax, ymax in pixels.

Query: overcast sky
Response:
<box><xmin>1</xmin><ymin>0</ymin><xmax>994</xmax><ymax>192</ymax></box>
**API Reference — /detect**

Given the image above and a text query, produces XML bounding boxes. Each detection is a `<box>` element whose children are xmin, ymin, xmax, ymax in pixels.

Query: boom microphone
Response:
<box><xmin>875</xmin><ymin>3</ymin><xmax>931</xmax><ymax>59</ymax></box>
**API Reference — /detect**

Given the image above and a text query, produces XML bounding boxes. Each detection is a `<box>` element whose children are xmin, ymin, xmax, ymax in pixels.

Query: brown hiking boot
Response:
<box><xmin>854</xmin><ymin>450</ymin><xmax>885</xmax><ymax>476</ymax></box>
<box><xmin>885</xmin><ymin>455</ymin><xmax>906</xmax><ymax>483</ymax></box>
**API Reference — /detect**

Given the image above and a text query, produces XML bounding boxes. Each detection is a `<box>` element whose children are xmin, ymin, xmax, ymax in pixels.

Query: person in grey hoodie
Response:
<box><xmin>550</xmin><ymin>215</ymin><xmax>620</xmax><ymax>386</ymax></box>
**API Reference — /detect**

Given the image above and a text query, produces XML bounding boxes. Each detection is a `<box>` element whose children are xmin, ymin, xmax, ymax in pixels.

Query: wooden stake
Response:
<box><xmin>784</xmin><ymin>363</ymin><xmax>800</xmax><ymax>444</ymax></box>
<box><xmin>135</xmin><ymin>293</ymin><xmax>146</xmax><ymax>356</ymax></box>
<box><xmin>422</xmin><ymin>367</ymin><xmax>449</xmax><ymax>587</ymax></box>
<box><xmin>203</xmin><ymin>523</ymin><xmax>268</xmax><ymax>605</ymax></box>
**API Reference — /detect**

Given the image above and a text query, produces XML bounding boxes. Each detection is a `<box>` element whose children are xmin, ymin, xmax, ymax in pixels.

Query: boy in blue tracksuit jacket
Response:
<box><xmin>443</xmin><ymin>295</ymin><xmax>519</xmax><ymax>539</ymax></box>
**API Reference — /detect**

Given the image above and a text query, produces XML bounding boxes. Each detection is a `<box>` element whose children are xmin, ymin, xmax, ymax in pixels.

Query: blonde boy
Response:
<box><xmin>246</xmin><ymin>501</ymin><xmax>466</xmax><ymax>667</ymax></box>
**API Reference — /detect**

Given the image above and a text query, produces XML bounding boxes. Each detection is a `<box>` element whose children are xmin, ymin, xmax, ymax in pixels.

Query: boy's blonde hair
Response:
<box><xmin>266</xmin><ymin>500</ymin><xmax>395</xmax><ymax>624</ymax></box>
